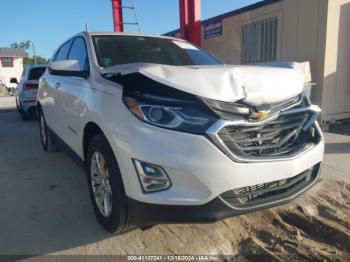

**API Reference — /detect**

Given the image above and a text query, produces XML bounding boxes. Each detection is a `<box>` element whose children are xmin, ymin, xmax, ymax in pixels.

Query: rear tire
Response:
<box><xmin>16</xmin><ymin>97</ymin><xmax>21</xmax><ymax>112</ymax></box>
<box><xmin>86</xmin><ymin>134</ymin><xmax>134</xmax><ymax>234</ymax></box>
<box><xmin>21</xmin><ymin>109</ymin><xmax>30</xmax><ymax>121</ymax></box>
<box><xmin>38</xmin><ymin>108</ymin><xmax>58</xmax><ymax>153</ymax></box>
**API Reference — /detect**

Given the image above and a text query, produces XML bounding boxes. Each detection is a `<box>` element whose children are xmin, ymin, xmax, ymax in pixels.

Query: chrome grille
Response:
<box><xmin>217</xmin><ymin>111</ymin><xmax>313</xmax><ymax>158</ymax></box>
<box><xmin>220</xmin><ymin>165</ymin><xmax>320</xmax><ymax>208</ymax></box>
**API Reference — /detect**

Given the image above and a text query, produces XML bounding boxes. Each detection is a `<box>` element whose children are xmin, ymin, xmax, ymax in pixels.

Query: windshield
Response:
<box><xmin>92</xmin><ymin>35</ymin><xmax>221</xmax><ymax>67</ymax></box>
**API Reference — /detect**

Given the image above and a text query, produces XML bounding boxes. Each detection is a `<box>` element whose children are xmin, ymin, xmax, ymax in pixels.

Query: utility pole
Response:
<box><xmin>179</xmin><ymin>0</ymin><xmax>201</xmax><ymax>46</ymax></box>
<box><xmin>112</xmin><ymin>0</ymin><xmax>124</xmax><ymax>32</ymax></box>
<box><xmin>32</xmin><ymin>41</ymin><xmax>37</xmax><ymax>64</ymax></box>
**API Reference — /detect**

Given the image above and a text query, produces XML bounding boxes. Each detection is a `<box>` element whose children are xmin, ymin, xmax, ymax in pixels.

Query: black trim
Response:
<box><xmin>47</xmin><ymin>127</ymin><xmax>85</xmax><ymax>169</ymax></box>
<box><xmin>48</xmin><ymin>68</ymin><xmax>89</xmax><ymax>78</ymax></box>
<box><xmin>127</xmin><ymin>164</ymin><xmax>321</xmax><ymax>227</ymax></box>
<box><xmin>132</xmin><ymin>159</ymin><xmax>173</xmax><ymax>194</ymax></box>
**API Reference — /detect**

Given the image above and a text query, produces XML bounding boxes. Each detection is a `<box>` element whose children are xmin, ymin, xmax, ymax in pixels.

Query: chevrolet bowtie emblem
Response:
<box><xmin>255</xmin><ymin>111</ymin><xmax>271</xmax><ymax>120</ymax></box>
<box><xmin>251</xmin><ymin>103</ymin><xmax>271</xmax><ymax>121</ymax></box>
<box><xmin>251</xmin><ymin>104</ymin><xmax>272</xmax><ymax>120</ymax></box>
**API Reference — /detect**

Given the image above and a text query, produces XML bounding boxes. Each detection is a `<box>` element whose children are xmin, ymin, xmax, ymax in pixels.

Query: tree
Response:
<box><xmin>10</xmin><ymin>41</ymin><xmax>48</xmax><ymax>65</ymax></box>
<box><xmin>10</xmin><ymin>41</ymin><xmax>31</xmax><ymax>50</ymax></box>
<box><xmin>23</xmin><ymin>56</ymin><xmax>48</xmax><ymax>65</ymax></box>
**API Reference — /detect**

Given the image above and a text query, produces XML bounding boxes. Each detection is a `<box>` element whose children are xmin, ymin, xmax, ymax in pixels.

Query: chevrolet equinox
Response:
<box><xmin>37</xmin><ymin>32</ymin><xmax>324</xmax><ymax>233</ymax></box>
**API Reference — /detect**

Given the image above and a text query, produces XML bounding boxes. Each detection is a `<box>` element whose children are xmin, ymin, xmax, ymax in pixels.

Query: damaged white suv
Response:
<box><xmin>38</xmin><ymin>32</ymin><xmax>324</xmax><ymax>233</ymax></box>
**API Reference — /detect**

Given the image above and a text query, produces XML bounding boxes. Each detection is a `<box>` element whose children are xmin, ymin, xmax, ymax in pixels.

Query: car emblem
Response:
<box><xmin>255</xmin><ymin>111</ymin><xmax>271</xmax><ymax>120</ymax></box>
<box><xmin>252</xmin><ymin>104</ymin><xmax>271</xmax><ymax>120</ymax></box>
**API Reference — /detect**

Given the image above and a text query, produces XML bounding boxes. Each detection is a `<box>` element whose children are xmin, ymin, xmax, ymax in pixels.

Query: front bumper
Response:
<box><xmin>128</xmin><ymin>164</ymin><xmax>321</xmax><ymax>227</ymax></box>
<box><xmin>110</xmin><ymin>116</ymin><xmax>324</xmax><ymax>206</ymax></box>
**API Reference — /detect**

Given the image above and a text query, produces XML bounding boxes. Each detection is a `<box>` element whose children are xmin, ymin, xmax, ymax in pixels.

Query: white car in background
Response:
<box><xmin>12</xmin><ymin>64</ymin><xmax>47</xmax><ymax>120</ymax></box>
<box><xmin>37</xmin><ymin>32</ymin><xmax>324</xmax><ymax>233</ymax></box>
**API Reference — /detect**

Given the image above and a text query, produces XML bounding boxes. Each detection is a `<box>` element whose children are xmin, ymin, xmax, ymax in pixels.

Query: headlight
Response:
<box><xmin>123</xmin><ymin>97</ymin><xmax>217</xmax><ymax>134</ymax></box>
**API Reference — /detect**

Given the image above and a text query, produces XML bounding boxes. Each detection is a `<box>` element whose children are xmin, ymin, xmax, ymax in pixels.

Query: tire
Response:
<box><xmin>16</xmin><ymin>97</ymin><xmax>20</xmax><ymax>112</ymax></box>
<box><xmin>86</xmin><ymin>134</ymin><xmax>134</xmax><ymax>233</ymax></box>
<box><xmin>38</xmin><ymin>108</ymin><xmax>58</xmax><ymax>153</ymax></box>
<box><xmin>21</xmin><ymin>109</ymin><xmax>30</xmax><ymax>121</ymax></box>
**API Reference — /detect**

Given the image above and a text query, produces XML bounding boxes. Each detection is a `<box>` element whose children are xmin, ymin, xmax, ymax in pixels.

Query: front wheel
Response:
<box><xmin>86</xmin><ymin>134</ymin><xmax>134</xmax><ymax>233</ymax></box>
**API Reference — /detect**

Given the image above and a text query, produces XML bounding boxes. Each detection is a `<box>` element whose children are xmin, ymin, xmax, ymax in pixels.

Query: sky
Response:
<box><xmin>0</xmin><ymin>0</ymin><xmax>261</xmax><ymax>58</ymax></box>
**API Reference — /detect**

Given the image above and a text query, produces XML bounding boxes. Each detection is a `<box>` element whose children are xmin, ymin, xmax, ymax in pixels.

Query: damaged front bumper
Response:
<box><xmin>112</xmin><ymin>111</ymin><xmax>324</xmax><ymax>207</ymax></box>
<box><xmin>127</xmin><ymin>164</ymin><xmax>321</xmax><ymax>227</ymax></box>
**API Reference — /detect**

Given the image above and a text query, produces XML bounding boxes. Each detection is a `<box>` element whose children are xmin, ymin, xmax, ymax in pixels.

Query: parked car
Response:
<box><xmin>12</xmin><ymin>64</ymin><xmax>47</xmax><ymax>120</ymax></box>
<box><xmin>37</xmin><ymin>32</ymin><xmax>324</xmax><ymax>233</ymax></box>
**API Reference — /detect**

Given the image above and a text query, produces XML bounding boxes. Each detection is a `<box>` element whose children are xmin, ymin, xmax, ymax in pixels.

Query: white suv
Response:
<box><xmin>13</xmin><ymin>64</ymin><xmax>47</xmax><ymax>120</ymax></box>
<box><xmin>38</xmin><ymin>32</ymin><xmax>324</xmax><ymax>233</ymax></box>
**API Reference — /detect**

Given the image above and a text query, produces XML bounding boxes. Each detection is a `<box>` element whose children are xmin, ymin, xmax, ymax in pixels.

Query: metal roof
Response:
<box><xmin>0</xmin><ymin>48</ymin><xmax>27</xmax><ymax>58</ymax></box>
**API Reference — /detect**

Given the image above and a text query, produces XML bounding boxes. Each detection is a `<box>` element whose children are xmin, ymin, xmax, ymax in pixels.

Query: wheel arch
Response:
<box><xmin>83</xmin><ymin>122</ymin><xmax>107</xmax><ymax>162</ymax></box>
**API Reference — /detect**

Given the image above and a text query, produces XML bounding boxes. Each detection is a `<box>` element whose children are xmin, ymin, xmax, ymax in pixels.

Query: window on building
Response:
<box><xmin>1</xmin><ymin>58</ymin><xmax>14</xmax><ymax>67</ymax></box>
<box><xmin>241</xmin><ymin>17</ymin><xmax>278</xmax><ymax>64</ymax></box>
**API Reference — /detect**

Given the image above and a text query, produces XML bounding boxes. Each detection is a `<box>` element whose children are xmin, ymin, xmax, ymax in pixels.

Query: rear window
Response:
<box><xmin>28</xmin><ymin>67</ymin><xmax>46</xmax><ymax>80</ymax></box>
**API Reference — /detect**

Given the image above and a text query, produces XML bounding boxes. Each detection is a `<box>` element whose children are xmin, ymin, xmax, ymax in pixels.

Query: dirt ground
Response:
<box><xmin>0</xmin><ymin>97</ymin><xmax>349</xmax><ymax>260</ymax></box>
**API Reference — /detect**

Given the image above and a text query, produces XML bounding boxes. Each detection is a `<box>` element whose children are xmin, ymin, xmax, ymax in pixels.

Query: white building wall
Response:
<box><xmin>321</xmin><ymin>0</ymin><xmax>350</xmax><ymax>121</ymax></box>
<box><xmin>0</xmin><ymin>58</ymin><xmax>24</xmax><ymax>88</ymax></box>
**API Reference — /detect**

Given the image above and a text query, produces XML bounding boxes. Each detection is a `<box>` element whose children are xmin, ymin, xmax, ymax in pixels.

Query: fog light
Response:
<box><xmin>133</xmin><ymin>159</ymin><xmax>171</xmax><ymax>193</ymax></box>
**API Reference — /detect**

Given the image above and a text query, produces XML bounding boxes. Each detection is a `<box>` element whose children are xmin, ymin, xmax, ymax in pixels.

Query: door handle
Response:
<box><xmin>54</xmin><ymin>82</ymin><xmax>61</xmax><ymax>89</ymax></box>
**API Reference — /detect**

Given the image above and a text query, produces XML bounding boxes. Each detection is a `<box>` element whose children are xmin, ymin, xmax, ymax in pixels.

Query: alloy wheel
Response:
<box><xmin>90</xmin><ymin>151</ymin><xmax>113</xmax><ymax>218</ymax></box>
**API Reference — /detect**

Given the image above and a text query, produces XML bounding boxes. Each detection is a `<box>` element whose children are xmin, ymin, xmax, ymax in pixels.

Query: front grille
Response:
<box><xmin>220</xmin><ymin>164</ymin><xmax>320</xmax><ymax>209</ymax></box>
<box><xmin>218</xmin><ymin>111</ymin><xmax>315</xmax><ymax>158</ymax></box>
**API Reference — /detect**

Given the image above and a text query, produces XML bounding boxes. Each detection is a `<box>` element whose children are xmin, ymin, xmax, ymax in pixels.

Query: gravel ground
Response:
<box><xmin>0</xmin><ymin>97</ymin><xmax>349</xmax><ymax>260</ymax></box>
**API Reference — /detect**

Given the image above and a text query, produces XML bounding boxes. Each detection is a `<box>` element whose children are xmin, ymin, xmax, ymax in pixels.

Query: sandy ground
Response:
<box><xmin>0</xmin><ymin>95</ymin><xmax>16</xmax><ymax>111</ymax></box>
<box><xmin>0</xmin><ymin>96</ymin><xmax>349</xmax><ymax>260</ymax></box>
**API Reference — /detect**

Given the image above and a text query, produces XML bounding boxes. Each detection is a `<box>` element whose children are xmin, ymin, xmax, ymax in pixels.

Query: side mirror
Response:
<box><xmin>49</xmin><ymin>60</ymin><xmax>89</xmax><ymax>78</ymax></box>
<box><xmin>10</xmin><ymin>78</ymin><xmax>18</xmax><ymax>84</ymax></box>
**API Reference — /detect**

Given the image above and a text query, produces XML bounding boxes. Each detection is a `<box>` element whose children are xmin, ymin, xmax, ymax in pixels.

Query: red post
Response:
<box><xmin>112</xmin><ymin>0</ymin><xmax>124</xmax><ymax>32</ymax></box>
<box><xmin>179</xmin><ymin>0</ymin><xmax>201</xmax><ymax>46</ymax></box>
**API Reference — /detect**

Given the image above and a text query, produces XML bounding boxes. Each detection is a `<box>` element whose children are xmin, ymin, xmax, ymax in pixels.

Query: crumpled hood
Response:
<box><xmin>101</xmin><ymin>62</ymin><xmax>307</xmax><ymax>106</ymax></box>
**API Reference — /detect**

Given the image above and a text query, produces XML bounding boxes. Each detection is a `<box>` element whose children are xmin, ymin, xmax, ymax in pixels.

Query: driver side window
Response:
<box><xmin>54</xmin><ymin>40</ymin><xmax>73</xmax><ymax>62</ymax></box>
<box><xmin>67</xmin><ymin>37</ymin><xmax>89</xmax><ymax>72</ymax></box>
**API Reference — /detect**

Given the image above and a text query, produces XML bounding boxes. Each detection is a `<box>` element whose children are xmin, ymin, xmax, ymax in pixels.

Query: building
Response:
<box><xmin>165</xmin><ymin>0</ymin><xmax>350</xmax><ymax>124</ymax></box>
<box><xmin>0</xmin><ymin>48</ymin><xmax>26</xmax><ymax>88</ymax></box>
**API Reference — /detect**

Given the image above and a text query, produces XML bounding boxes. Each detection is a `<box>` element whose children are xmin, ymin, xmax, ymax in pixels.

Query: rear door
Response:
<box><xmin>43</xmin><ymin>40</ymin><xmax>73</xmax><ymax>133</ymax></box>
<box><xmin>56</xmin><ymin>37</ymin><xmax>90</xmax><ymax>155</ymax></box>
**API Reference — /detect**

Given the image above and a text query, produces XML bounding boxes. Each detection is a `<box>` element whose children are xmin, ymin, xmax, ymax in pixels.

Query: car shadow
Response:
<box><xmin>0</xmin><ymin>112</ymin><xmax>116</xmax><ymax>255</ymax></box>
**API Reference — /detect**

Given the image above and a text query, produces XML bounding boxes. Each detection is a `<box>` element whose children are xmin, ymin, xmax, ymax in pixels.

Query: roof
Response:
<box><xmin>85</xmin><ymin>31</ymin><xmax>180</xmax><ymax>41</ymax></box>
<box><xmin>164</xmin><ymin>0</ymin><xmax>283</xmax><ymax>36</ymax></box>
<box><xmin>0</xmin><ymin>48</ymin><xmax>27</xmax><ymax>58</ymax></box>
